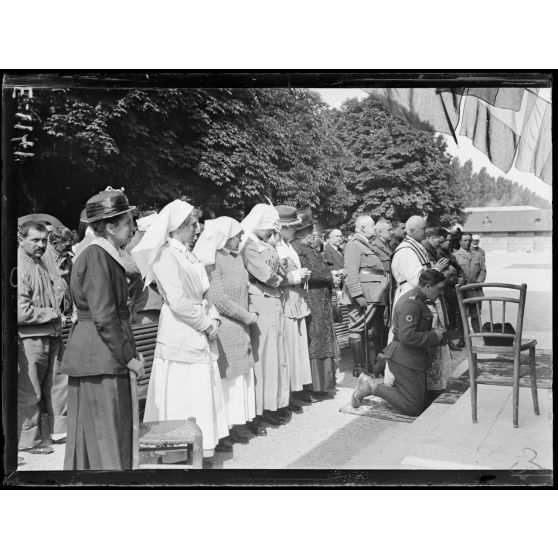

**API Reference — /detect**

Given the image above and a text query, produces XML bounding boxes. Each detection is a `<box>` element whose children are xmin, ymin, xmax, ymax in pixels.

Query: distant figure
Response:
<box><xmin>43</xmin><ymin>226</ymin><xmax>74</xmax><ymax>321</ymax></box>
<box><xmin>124</xmin><ymin>211</ymin><xmax>163</xmax><ymax>324</ymax></box>
<box><xmin>389</xmin><ymin>220</ymin><xmax>406</xmax><ymax>251</ymax></box>
<box><xmin>450</xmin><ymin>226</ymin><xmax>462</xmax><ymax>252</ymax></box>
<box><xmin>453</xmin><ymin>233</ymin><xmax>487</xmax><ymax>334</ymax></box>
<box><xmin>323</xmin><ymin>228</ymin><xmax>344</xmax><ymax>272</ymax></box>
<box><xmin>422</xmin><ymin>227</ymin><xmax>445</xmax><ymax>264</ymax></box>
<box><xmin>471</xmin><ymin>234</ymin><xmax>486</xmax><ymax>259</ymax></box>
<box><xmin>73</xmin><ymin>207</ymin><xmax>95</xmax><ymax>261</ymax></box>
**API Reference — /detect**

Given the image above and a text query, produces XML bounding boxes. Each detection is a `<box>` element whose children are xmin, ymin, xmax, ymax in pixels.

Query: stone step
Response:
<box><xmin>401</xmin><ymin>384</ymin><xmax>552</xmax><ymax>470</ymax></box>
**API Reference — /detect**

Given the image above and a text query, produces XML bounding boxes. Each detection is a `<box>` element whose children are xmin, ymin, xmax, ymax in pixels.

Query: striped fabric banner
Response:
<box><xmin>364</xmin><ymin>87</ymin><xmax>552</xmax><ymax>185</ymax></box>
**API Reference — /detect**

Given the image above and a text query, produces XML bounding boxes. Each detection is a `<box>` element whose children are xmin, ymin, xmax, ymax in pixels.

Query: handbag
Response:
<box><xmin>482</xmin><ymin>322</ymin><xmax>516</xmax><ymax>346</ymax></box>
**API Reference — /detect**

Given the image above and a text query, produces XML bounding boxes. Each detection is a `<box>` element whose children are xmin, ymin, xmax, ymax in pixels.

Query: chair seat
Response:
<box><xmin>139</xmin><ymin>420</ymin><xmax>201</xmax><ymax>450</ymax></box>
<box><xmin>472</xmin><ymin>338</ymin><xmax>537</xmax><ymax>354</ymax></box>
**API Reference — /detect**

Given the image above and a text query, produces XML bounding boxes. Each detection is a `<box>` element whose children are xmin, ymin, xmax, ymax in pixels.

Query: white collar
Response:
<box><xmin>167</xmin><ymin>237</ymin><xmax>188</xmax><ymax>253</ymax></box>
<box><xmin>89</xmin><ymin>236</ymin><xmax>126</xmax><ymax>269</ymax></box>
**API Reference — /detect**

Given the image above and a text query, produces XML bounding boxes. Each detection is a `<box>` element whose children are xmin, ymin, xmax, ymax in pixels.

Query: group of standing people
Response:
<box><xmin>16</xmin><ymin>184</ymin><xmax>487</xmax><ymax>470</ymax></box>
<box><xmin>17</xmin><ymin>188</ymin><xmax>343</xmax><ymax>469</ymax></box>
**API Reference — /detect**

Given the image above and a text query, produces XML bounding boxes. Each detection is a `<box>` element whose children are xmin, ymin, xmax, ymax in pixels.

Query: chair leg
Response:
<box><xmin>469</xmin><ymin>354</ymin><xmax>478</xmax><ymax>424</ymax></box>
<box><xmin>529</xmin><ymin>346</ymin><xmax>539</xmax><ymax>416</ymax></box>
<box><xmin>512</xmin><ymin>356</ymin><xmax>520</xmax><ymax>428</ymax></box>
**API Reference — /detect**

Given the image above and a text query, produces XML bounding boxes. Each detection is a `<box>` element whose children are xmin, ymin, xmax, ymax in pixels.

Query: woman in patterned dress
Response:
<box><xmin>194</xmin><ymin>217</ymin><xmax>258</xmax><ymax>443</ymax></box>
<box><xmin>292</xmin><ymin>210</ymin><xmax>338</xmax><ymax>394</ymax></box>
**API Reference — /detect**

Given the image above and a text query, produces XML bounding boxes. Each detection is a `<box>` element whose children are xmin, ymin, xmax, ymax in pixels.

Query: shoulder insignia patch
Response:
<box><xmin>405</xmin><ymin>314</ymin><xmax>414</xmax><ymax>322</ymax></box>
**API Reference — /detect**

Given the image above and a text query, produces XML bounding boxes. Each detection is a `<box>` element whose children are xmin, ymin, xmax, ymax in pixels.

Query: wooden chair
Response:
<box><xmin>455</xmin><ymin>282</ymin><xmax>539</xmax><ymax>428</ymax></box>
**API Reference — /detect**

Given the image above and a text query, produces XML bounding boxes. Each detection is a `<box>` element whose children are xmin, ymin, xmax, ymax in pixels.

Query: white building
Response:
<box><xmin>462</xmin><ymin>206</ymin><xmax>552</xmax><ymax>252</ymax></box>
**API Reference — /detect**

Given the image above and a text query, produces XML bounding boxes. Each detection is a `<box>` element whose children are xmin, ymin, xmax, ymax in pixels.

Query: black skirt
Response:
<box><xmin>64</xmin><ymin>374</ymin><xmax>132</xmax><ymax>470</ymax></box>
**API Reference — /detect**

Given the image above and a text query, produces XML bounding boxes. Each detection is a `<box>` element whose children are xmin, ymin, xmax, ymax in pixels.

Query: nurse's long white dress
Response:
<box><xmin>143</xmin><ymin>238</ymin><xmax>229</xmax><ymax>458</ymax></box>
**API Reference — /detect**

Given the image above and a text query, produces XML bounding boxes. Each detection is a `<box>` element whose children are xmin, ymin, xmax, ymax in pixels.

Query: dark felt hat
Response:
<box><xmin>276</xmin><ymin>205</ymin><xmax>301</xmax><ymax>226</ymax></box>
<box><xmin>82</xmin><ymin>187</ymin><xmax>136</xmax><ymax>223</ymax></box>
<box><xmin>296</xmin><ymin>208</ymin><xmax>318</xmax><ymax>230</ymax></box>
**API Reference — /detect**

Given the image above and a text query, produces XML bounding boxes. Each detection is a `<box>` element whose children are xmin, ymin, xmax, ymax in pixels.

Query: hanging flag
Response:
<box><xmin>363</xmin><ymin>87</ymin><xmax>552</xmax><ymax>186</ymax></box>
<box><xmin>364</xmin><ymin>88</ymin><xmax>462</xmax><ymax>137</ymax></box>
<box><xmin>460</xmin><ymin>89</ymin><xmax>551</xmax><ymax>184</ymax></box>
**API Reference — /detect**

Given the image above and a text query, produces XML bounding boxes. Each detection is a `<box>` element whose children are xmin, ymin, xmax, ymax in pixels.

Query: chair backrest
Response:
<box><xmin>455</xmin><ymin>282</ymin><xmax>527</xmax><ymax>353</ymax></box>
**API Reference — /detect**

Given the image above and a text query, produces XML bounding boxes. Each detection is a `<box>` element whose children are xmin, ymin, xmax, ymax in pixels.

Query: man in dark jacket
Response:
<box><xmin>323</xmin><ymin>229</ymin><xmax>344</xmax><ymax>272</ymax></box>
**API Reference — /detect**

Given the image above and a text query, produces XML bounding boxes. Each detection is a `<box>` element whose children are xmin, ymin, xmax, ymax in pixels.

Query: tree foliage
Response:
<box><xmin>458</xmin><ymin>161</ymin><xmax>551</xmax><ymax>209</ymax></box>
<box><xmin>329</xmin><ymin>96</ymin><xmax>466</xmax><ymax>227</ymax></box>
<box><xmin>16</xmin><ymin>88</ymin><xmax>352</xmax><ymax>228</ymax></box>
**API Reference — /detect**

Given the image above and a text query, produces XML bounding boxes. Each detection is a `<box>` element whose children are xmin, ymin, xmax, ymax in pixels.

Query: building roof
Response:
<box><xmin>462</xmin><ymin>207</ymin><xmax>552</xmax><ymax>233</ymax></box>
<box><xmin>464</xmin><ymin>206</ymin><xmax>540</xmax><ymax>212</ymax></box>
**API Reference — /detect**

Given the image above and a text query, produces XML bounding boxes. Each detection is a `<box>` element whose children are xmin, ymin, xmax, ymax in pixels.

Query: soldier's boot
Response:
<box><xmin>366</xmin><ymin>341</ymin><xmax>377</xmax><ymax>377</ymax></box>
<box><xmin>372</xmin><ymin>353</ymin><xmax>387</xmax><ymax>377</ymax></box>
<box><xmin>349</xmin><ymin>337</ymin><xmax>366</xmax><ymax>377</ymax></box>
<box><xmin>351</xmin><ymin>373</ymin><xmax>377</xmax><ymax>408</ymax></box>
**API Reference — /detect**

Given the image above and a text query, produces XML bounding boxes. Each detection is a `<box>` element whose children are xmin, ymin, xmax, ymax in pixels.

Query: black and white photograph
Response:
<box><xmin>2</xmin><ymin>72</ymin><xmax>553</xmax><ymax>487</ymax></box>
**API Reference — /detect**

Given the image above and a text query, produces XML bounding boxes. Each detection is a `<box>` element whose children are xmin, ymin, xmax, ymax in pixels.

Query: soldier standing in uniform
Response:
<box><xmin>340</xmin><ymin>215</ymin><xmax>389</xmax><ymax>378</ymax></box>
<box><xmin>351</xmin><ymin>269</ymin><xmax>447</xmax><ymax>416</ymax></box>
<box><xmin>371</xmin><ymin>218</ymin><xmax>393</xmax><ymax>353</ymax></box>
<box><xmin>454</xmin><ymin>232</ymin><xmax>487</xmax><ymax>334</ymax></box>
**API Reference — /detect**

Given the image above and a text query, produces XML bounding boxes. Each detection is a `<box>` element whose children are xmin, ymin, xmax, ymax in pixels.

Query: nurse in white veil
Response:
<box><xmin>132</xmin><ymin>200</ymin><xmax>229</xmax><ymax>460</ymax></box>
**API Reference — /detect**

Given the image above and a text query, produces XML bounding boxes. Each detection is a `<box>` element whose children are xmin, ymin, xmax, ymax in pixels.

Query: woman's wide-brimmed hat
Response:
<box><xmin>296</xmin><ymin>208</ymin><xmax>317</xmax><ymax>231</ymax></box>
<box><xmin>276</xmin><ymin>204</ymin><xmax>301</xmax><ymax>226</ymax></box>
<box><xmin>82</xmin><ymin>187</ymin><xmax>136</xmax><ymax>223</ymax></box>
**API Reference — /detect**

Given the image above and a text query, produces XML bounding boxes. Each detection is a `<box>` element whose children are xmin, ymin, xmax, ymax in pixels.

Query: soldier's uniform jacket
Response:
<box><xmin>371</xmin><ymin>236</ymin><xmax>393</xmax><ymax>274</ymax></box>
<box><xmin>340</xmin><ymin>233</ymin><xmax>388</xmax><ymax>306</ymax></box>
<box><xmin>453</xmin><ymin>247</ymin><xmax>486</xmax><ymax>297</ymax></box>
<box><xmin>383</xmin><ymin>287</ymin><xmax>440</xmax><ymax>371</ymax></box>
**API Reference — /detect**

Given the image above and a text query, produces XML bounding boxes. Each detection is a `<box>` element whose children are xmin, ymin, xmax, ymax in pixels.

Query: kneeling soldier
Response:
<box><xmin>351</xmin><ymin>269</ymin><xmax>446</xmax><ymax>416</ymax></box>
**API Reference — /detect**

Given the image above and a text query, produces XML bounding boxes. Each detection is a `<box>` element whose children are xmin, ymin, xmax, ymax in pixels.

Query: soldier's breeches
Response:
<box><xmin>374</xmin><ymin>360</ymin><xmax>426</xmax><ymax>416</ymax></box>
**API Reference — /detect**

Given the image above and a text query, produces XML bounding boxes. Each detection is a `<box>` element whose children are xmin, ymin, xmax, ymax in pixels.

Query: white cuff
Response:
<box><xmin>286</xmin><ymin>269</ymin><xmax>302</xmax><ymax>284</ymax></box>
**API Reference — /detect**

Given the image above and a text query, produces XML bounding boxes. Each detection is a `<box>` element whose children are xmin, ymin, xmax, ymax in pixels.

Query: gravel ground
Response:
<box><xmin>17</xmin><ymin>248</ymin><xmax>552</xmax><ymax>472</ymax></box>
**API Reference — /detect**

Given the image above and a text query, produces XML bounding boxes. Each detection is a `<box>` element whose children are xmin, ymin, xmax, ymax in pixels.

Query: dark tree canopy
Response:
<box><xmin>16</xmin><ymin>88</ymin><xmax>352</xmax><ymax>228</ymax></box>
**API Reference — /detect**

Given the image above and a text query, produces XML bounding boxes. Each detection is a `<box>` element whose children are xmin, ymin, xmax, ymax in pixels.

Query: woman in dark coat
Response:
<box><xmin>292</xmin><ymin>211</ymin><xmax>338</xmax><ymax>394</ymax></box>
<box><xmin>61</xmin><ymin>188</ymin><xmax>144</xmax><ymax>470</ymax></box>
